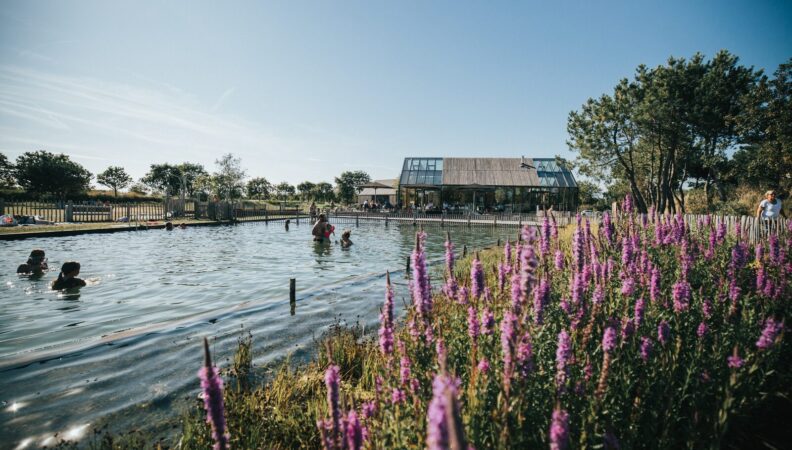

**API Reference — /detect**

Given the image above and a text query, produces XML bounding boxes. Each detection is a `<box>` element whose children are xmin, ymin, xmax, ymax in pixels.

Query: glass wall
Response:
<box><xmin>399</xmin><ymin>158</ymin><xmax>443</xmax><ymax>186</ymax></box>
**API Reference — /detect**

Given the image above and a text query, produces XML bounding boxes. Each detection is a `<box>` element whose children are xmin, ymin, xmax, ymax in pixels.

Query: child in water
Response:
<box><xmin>340</xmin><ymin>230</ymin><xmax>353</xmax><ymax>248</ymax></box>
<box><xmin>51</xmin><ymin>261</ymin><xmax>87</xmax><ymax>290</ymax></box>
<box><xmin>17</xmin><ymin>249</ymin><xmax>48</xmax><ymax>274</ymax></box>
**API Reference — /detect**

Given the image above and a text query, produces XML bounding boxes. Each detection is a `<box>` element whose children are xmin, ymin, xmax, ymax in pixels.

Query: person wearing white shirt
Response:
<box><xmin>756</xmin><ymin>190</ymin><xmax>785</xmax><ymax>220</ymax></box>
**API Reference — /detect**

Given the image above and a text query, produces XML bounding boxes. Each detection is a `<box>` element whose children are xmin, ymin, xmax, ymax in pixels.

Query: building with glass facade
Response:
<box><xmin>397</xmin><ymin>157</ymin><xmax>578</xmax><ymax>213</ymax></box>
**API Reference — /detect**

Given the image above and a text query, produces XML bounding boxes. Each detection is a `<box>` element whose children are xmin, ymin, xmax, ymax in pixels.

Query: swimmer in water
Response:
<box><xmin>285</xmin><ymin>219</ymin><xmax>291</xmax><ymax>231</ymax></box>
<box><xmin>51</xmin><ymin>261</ymin><xmax>87</xmax><ymax>290</ymax></box>
<box><xmin>165</xmin><ymin>222</ymin><xmax>174</xmax><ymax>231</ymax></box>
<box><xmin>17</xmin><ymin>249</ymin><xmax>48</xmax><ymax>274</ymax></box>
<box><xmin>312</xmin><ymin>214</ymin><xmax>329</xmax><ymax>242</ymax></box>
<box><xmin>340</xmin><ymin>229</ymin><xmax>353</xmax><ymax>248</ymax></box>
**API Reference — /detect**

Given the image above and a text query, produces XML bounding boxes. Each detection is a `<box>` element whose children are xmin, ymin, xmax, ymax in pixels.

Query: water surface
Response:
<box><xmin>0</xmin><ymin>221</ymin><xmax>514</xmax><ymax>447</ymax></box>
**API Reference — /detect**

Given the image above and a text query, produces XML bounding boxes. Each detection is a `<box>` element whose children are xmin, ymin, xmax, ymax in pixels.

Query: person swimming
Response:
<box><xmin>16</xmin><ymin>249</ymin><xmax>48</xmax><ymax>274</ymax></box>
<box><xmin>312</xmin><ymin>214</ymin><xmax>332</xmax><ymax>242</ymax></box>
<box><xmin>340</xmin><ymin>229</ymin><xmax>353</xmax><ymax>248</ymax></box>
<box><xmin>285</xmin><ymin>219</ymin><xmax>291</xmax><ymax>231</ymax></box>
<box><xmin>165</xmin><ymin>222</ymin><xmax>174</xmax><ymax>231</ymax></box>
<box><xmin>51</xmin><ymin>261</ymin><xmax>87</xmax><ymax>290</ymax></box>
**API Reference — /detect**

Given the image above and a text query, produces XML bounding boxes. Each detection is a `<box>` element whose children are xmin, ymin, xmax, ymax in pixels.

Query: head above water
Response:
<box><xmin>318</xmin><ymin>214</ymin><xmax>326</xmax><ymax>222</ymax></box>
<box><xmin>342</xmin><ymin>230</ymin><xmax>351</xmax><ymax>240</ymax></box>
<box><xmin>60</xmin><ymin>261</ymin><xmax>81</xmax><ymax>277</ymax></box>
<box><xmin>27</xmin><ymin>249</ymin><xmax>46</xmax><ymax>264</ymax></box>
<box><xmin>165</xmin><ymin>222</ymin><xmax>174</xmax><ymax>231</ymax></box>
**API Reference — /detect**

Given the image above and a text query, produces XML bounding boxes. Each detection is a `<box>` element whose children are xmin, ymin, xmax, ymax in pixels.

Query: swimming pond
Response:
<box><xmin>0</xmin><ymin>220</ymin><xmax>517</xmax><ymax>446</ymax></box>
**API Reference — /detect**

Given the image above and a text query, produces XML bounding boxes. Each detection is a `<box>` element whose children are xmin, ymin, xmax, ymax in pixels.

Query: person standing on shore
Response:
<box><xmin>756</xmin><ymin>190</ymin><xmax>786</xmax><ymax>220</ymax></box>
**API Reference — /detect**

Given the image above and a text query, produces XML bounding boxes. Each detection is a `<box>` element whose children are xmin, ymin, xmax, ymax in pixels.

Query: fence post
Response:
<box><xmin>0</xmin><ymin>198</ymin><xmax>4</xmax><ymax>216</ymax></box>
<box><xmin>65</xmin><ymin>201</ymin><xmax>74</xmax><ymax>222</ymax></box>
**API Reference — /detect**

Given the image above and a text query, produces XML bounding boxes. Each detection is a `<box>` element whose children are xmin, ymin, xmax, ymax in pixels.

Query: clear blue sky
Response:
<box><xmin>1</xmin><ymin>0</ymin><xmax>790</xmax><ymax>186</ymax></box>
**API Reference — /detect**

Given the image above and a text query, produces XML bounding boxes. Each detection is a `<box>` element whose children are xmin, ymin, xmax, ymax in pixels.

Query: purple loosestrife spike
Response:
<box><xmin>516</xmin><ymin>331</ymin><xmax>534</xmax><ymax>377</ymax></box>
<box><xmin>391</xmin><ymin>388</ymin><xmax>406</xmax><ymax>404</ymax></box>
<box><xmin>504</xmin><ymin>239</ymin><xmax>512</xmax><ymax>264</ymax></box>
<box><xmin>444</xmin><ymin>233</ymin><xmax>455</xmax><ymax>278</ymax></box>
<box><xmin>755</xmin><ymin>243</ymin><xmax>764</xmax><ymax>263</ymax></box>
<box><xmin>602</xmin><ymin>212</ymin><xmax>613</xmax><ymax>244</ymax></box>
<box><xmin>716</xmin><ymin>222</ymin><xmax>726</xmax><ymax>242</ymax></box>
<box><xmin>620</xmin><ymin>317</ymin><xmax>634</xmax><ymax>341</ymax></box>
<box><xmin>650</xmin><ymin>267</ymin><xmax>661</xmax><ymax>303</ymax></box>
<box><xmin>702</xmin><ymin>298</ymin><xmax>713</xmax><ymax>318</ymax></box>
<box><xmin>621</xmin><ymin>277</ymin><xmax>636</xmax><ymax>297</ymax></box>
<box><xmin>727</xmin><ymin>352</ymin><xmax>744</xmax><ymax>369</ymax></box>
<box><xmin>621</xmin><ymin>236</ymin><xmax>633</xmax><ymax>267</ymax></box>
<box><xmin>697</xmin><ymin>322</ymin><xmax>708</xmax><ymax>338</ymax></box>
<box><xmin>467</xmin><ymin>306</ymin><xmax>480</xmax><ymax>344</ymax></box>
<box><xmin>457</xmin><ymin>286</ymin><xmax>469</xmax><ymax>305</ymax></box>
<box><xmin>324</xmin><ymin>365</ymin><xmax>341</xmax><ymax>445</ymax></box>
<box><xmin>602</xmin><ymin>327</ymin><xmax>617</xmax><ymax>353</ymax></box>
<box><xmin>541</xmin><ymin>216</ymin><xmax>551</xmax><ymax>256</ymax></box>
<box><xmin>623</xmin><ymin>194</ymin><xmax>633</xmax><ymax>214</ymax></box>
<box><xmin>550</xmin><ymin>407</ymin><xmax>570</xmax><ymax>450</ymax></box>
<box><xmin>500</xmin><ymin>311</ymin><xmax>517</xmax><ymax>391</ymax></box>
<box><xmin>658</xmin><ymin>320</ymin><xmax>670</xmax><ymax>346</ymax></box>
<box><xmin>593</xmin><ymin>284</ymin><xmax>605</xmax><ymax>306</ymax></box>
<box><xmin>443</xmin><ymin>276</ymin><xmax>459</xmax><ymax>300</ymax></box>
<box><xmin>484</xmin><ymin>287</ymin><xmax>493</xmax><ymax>303</ymax></box>
<box><xmin>533</xmin><ymin>277</ymin><xmax>550</xmax><ymax>325</ymax></box>
<box><xmin>426</xmin><ymin>373</ymin><xmax>464</xmax><ymax>450</ymax></box>
<box><xmin>510</xmin><ymin>273</ymin><xmax>522</xmax><ymax>314</ymax></box>
<box><xmin>379</xmin><ymin>272</ymin><xmax>395</xmax><ymax>357</ymax></box>
<box><xmin>199</xmin><ymin>338</ymin><xmax>229</xmax><ymax>450</ymax></box>
<box><xmin>555</xmin><ymin>330</ymin><xmax>571</xmax><ymax>390</ymax></box>
<box><xmin>555</xmin><ymin>250</ymin><xmax>565</xmax><ymax>271</ymax></box>
<box><xmin>756</xmin><ymin>318</ymin><xmax>784</xmax><ymax>350</ymax></box>
<box><xmin>769</xmin><ymin>235</ymin><xmax>780</xmax><ymax>264</ymax></box>
<box><xmin>481</xmin><ymin>308</ymin><xmax>495</xmax><ymax>336</ymax></box>
<box><xmin>361</xmin><ymin>401</ymin><xmax>376</xmax><ymax>419</ymax></box>
<box><xmin>497</xmin><ymin>263</ymin><xmax>509</xmax><ymax>293</ymax></box>
<box><xmin>634</xmin><ymin>298</ymin><xmax>646</xmax><ymax>328</ymax></box>
<box><xmin>477</xmin><ymin>358</ymin><xmax>490</xmax><ymax>373</ymax></box>
<box><xmin>572</xmin><ymin>226</ymin><xmax>584</xmax><ymax>272</ymax></box>
<box><xmin>639</xmin><ymin>337</ymin><xmax>652</xmax><ymax>362</ymax></box>
<box><xmin>520</xmin><ymin>242</ymin><xmax>538</xmax><ymax>305</ymax></box>
<box><xmin>756</xmin><ymin>267</ymin><xmax>766</xmax><ymax>293</ymax></box>
<box><xmin>412</xmin><ymin>231</ymin><xmax>432</xmax><ymax>321</ymax></box>
<box><xmin>471</xmin><ymin>253</ymin><xmax>484</xmax><ymax>300</ymax></box>
<box><xmin>346</xmin><ymin>410</ymin><xmax>363</xmax><ymax>450</ymax></box>
<box><xmin>672</xmin><ymin>280</ymin><xmax>691</xmax><ymax>313</ymax></box>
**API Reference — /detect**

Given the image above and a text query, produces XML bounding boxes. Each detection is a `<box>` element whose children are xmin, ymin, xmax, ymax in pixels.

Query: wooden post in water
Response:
<box><xmin>462</xmin><ymin>244</ymin><xmax>467</xmax><ymax>257</ymax></box>
<box><xmin>290</xmin><ymin>278</ymin><xmax>296</xmax><ymax>304</ymax></box>
<box><xmin>406</xmin><ymin>255</ymin><xmax>411</xmax><ymax>275</ymax></box>
<box><xmin>497</xmin><ymin>238</ymin><xmax>501</xmax><ymax>247</ymax></box>
<box><xmin>356</xmin><ymin>213</ymin><xmax>359</xmax><ymax>227</ymax></box>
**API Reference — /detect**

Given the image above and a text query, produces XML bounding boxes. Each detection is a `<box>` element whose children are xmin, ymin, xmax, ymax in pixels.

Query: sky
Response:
<box><xmin>0</xmin><ymin>0</ymin><xmax>790</xmax><ymax>187</ymax></box>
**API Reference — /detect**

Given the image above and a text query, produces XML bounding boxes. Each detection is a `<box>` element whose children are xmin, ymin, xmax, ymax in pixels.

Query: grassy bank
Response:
<box><xmin>52</xmin><ymin>211</ymin><xmax>790</xmax><ymax>449</ymax></box>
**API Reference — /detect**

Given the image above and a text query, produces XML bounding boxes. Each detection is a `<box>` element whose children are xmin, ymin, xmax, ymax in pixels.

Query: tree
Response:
<box><xmin>14</xmin><ymin>150</ymin><xmax>92</xmax><ymax>200</ymax></box>
<box><xmin>0</xmin><ymin>152</ymin><xmax>15</xmax><ymax>188</ymax></box>
<box><xmin>129</xmin><ymin>182</ymin><xmax>150</xmax><ymax>195</ymax></box>
<box><xmin>141</xmin><ymin>163</ymin><xmax>182</xmax><ymax>195</ymax></box>
<box><xmin>735</xmin><ymin>58</ymin><xmax>792</xmax><ymax>195</ymax></box>
<box><xmin>576</xmin><ymin>180</ymin><xmax>602</xmax><ymax>208</ymax></box>
<box><xmin>296</xmin><ymin>181</ymin><xmax>316</xmax><ymax>201</ymax></box>
<box><xmin>177</xmin><ymin>163</ymin><xmax>209</xmax><ymax>198</ymax></box>
<box><xmin>334</xmin><ymin>171</ymin><xmax>370</xmax><ymax>204</ymax></box>
<box><xmin>213</xmin><ymin>153</ymin><xmax>247</xmax><ymax>201</ymax></box>
<box><xmin>314</xmin><ymin>182</ymin><xmax>335</xmax><ymax>202</ymax></box>
<box><xmin>247</xmin><ymin>177</ymin><xmax>273</xmax><ymax>199</ymax></box>
<box><xmin>275</xmin><ymin>182</ymin><xmax>296</xmax><ymax>200</ymax></box>
<box><xmin>97</xmin><ymin>166</ymin><xmax>132</xmax><ymax>198</ymax></box>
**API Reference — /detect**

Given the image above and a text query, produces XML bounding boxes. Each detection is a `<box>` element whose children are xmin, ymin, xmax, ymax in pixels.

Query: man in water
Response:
<box><xmin>17</xmin><ymin>249</ymin><xmax>48</xmax><ymax>274</ymax></box>
<box><xmin>312</xmin><ymin>214</ymin><xmax>333</xmax><ymax>242</ymax></box>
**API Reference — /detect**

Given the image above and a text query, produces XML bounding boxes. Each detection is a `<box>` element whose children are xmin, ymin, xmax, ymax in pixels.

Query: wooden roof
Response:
<box><xmin>441</xmin><ymin>158</ymin><xmax>540</xmax><ymax>187</ymax></box>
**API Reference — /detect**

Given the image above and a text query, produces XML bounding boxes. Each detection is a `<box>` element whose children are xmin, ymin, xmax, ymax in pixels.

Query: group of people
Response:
<box><xmin>311</xmin><ymin>214</ymin><xmax>353</xmax><ymax>248</ymax></box>
<box><xmin>362</xmin><ymin>199</ymin><xmax>392</xmax><ymax>211</ymax></box>
<box><xmin>16</xmin><ymin>249</ymin><xmax>86</xmax><ymax>290</ymax></box>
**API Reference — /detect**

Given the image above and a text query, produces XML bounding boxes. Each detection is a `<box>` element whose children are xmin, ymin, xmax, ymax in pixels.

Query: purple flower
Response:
<box><xmin>657</xmin><ymin>320</ymin><xmax>670</xmax><ymax>346</ymax></box>
<box><xmin>602</xmin><ymin>211</ymin><xmax>614</xmax><ymax>244</ymax></box>
<box><xmin>650</xmin><ymin>267</ymin><xmax>661</xmax><ymax>303</ymax></box>
<box><xmin>623</xmin><ymin>194</ymin><xmax>633</xmax><ymax>214</ymax></box>
<box><xmin>199</xmin><ymin>338</ymin><xmax>229</xmax><ymax>450</ymax></box>
<box><xmin>361</xmin><ymin>401</ymin><xmax>376</xmax><ymax>419</ymax></box>
<box><xmin>550</xmin><ymin>408</ymin><xmax>569</xmax><ymax>450</ymax></box>
<box><xmin>572</xmin><ymin>226</ymin><xmax>584</xmax><ymax>272</ymax></box>
<box><xmin>533</xmin><ymin>277</ymin><xmax>550</xmax><ymax>325</ymax></box>
<box><xmin>477</xmin><ymin>358</ymin><xmax>490</xmax><ymax>373</ymax></box>
<box><xmin>716</xmin><ymin>222</ymin><xmax>727</xmax><ymax>242</ymax></box>
<box><xmin>727</xmin><ymin>354</ymin><xmax>744</xmax><ymax>369</ymax></box>
<box><xmin>457</xmin><ymin>286</ymin><xmax>469</xmax><ymax>305</ymax></box>
<box><xmin>634</xmin><ymin>298</ymin><xmax>646</xmax><ymax>328</ymax></box>
<box><xmin>621</xmin><ymin>236</ymin><xmax>633</xmax><ymax>267</ymax></box>
<box><xmin>621</xmin><ymin>277</ymin><xmax>636</xmax><ymax>297</ymax></box>
<box><xmin>516</xmin><ymin>331</ymin><xmax>534</xmax><ymax>377</ymax></box>
<box><xmin>345</xmin><ymin>410</ymin><xmax>363</xmax><ymax>450</ymax></box>
<box><xmin>467</xmin><ymin>306</ymin><xmax>480</xmax><ymax>344</ymax></box>
<box><xmin>411</xmin><ymin>232</ymin><xmax>432</xmax><ymax>328</ymax></box>
<box><xmin>697</xmin><ymin>322</ymin><xmax>708</xmax><ymax>338</ymax></box>
<box><xmin>756</xmin><ymin>318</ymin><xmax>784</xmax><ymax>350</ymax></box>
<box><xmin>501</xmin><ymin>311</ymin><xmax>517</xmax><ymax>388</ymax></box>
<box><xmin>541</xmin><ymin>216</ymin><xmax>552</xmax><ymax>256</ymax></box>
<box><xmin>471</xmin><ymin>254</ymin><xmax>485</xmax><ymax>299</ymax></box>
<box><xmin>620</xmin><ymin>317</ymin><xmax>634</xmax><ymax>341</ymax></box>
<box><xmin>639</xmin><ymin>337</ymin><xmax>652</xmax><ymax>362</ymax></box>
<box><xmin>520</xmin><ymin>241</ymin><xmax>538</xmax><ymax>303</ymax></box>
<box><xmin>391</xmin><ymin>388</ymin><xmax>406</xmax><ymax>404</ymax></box>
<box><xmin>555</xmin><ymin>250</ymin><xmax>564</xmax><ymax>271</ymax></box>
<box><xmin>602</xmin><ymin>327</ymin><xmax>617</xmax><ymax>353</ymax></box>
<box><xmin>593</xmin><ymin>284</ymin><xmax>605</xmax><ymax>306</ymax></box>
<box><xmin>324</xmin><ymin>365</ymin><xmax>341</xmax><ymax>444</ymax></box>
<box><xmin>672</xmin><ymin>280</ymin><xmax>691</xmax><ymax>313</ymax></box>
<box><xmin>378</xmin><ymin>273</ymin><xmax>395</xmax><ymax>357</ymax></box>
<box><xmin>556</xmin><ymin>330</ymin><xmax>571</xmax><ymax>389</ymax></box>
<box><xmin>702</xmin><ymin>298</ymin><xmax>713</xmax><ymax>319</ymax></box>
<box><xmin>426</xmin><ymin>373</ymin><xmax>464</xmax><ymax>450</ymax></box>
<box><xmin>510</xmin><ymin>273</ymin><xmax>523</xmax><ymax>314</ymax></box>
<box><xmin>481</xmin><ymin>308</ymin><xmax>495</xmax><ymax>335</ymax></box>
<box><xmin>497</xmin><ymin>263</ymin><xmax>509</xmax><ymax>293</ymax></box>
<box><xmin>504</xmin><ymin>239</ymin><xmax>512</xmax><ymax>264</ymax></box>
<box><xmin>399</xmin><ymin>353</ymin><xmax>412</xmax><ymax>387</ymax></box>
<box><xmin>443</xmin><ymin>276</ymin><xmax>459</xmax><ymax>300</ymax></box>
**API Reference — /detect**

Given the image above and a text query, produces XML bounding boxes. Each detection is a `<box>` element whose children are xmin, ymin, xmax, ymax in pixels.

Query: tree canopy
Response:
<box><xmin>334</xmin><ymin>171</ymin><xmax>370</xmax><ymax>204</ymax></box>
<box><xmin>567</xmin><ymin>51</ymin><xmax>780</xmax><ymax>213</ymax></box>
<box><xmin>97</xmin><ymin>166</ymin><xmax>132</xmax><ymax>198</ymax></box>
<box><xmin>0</xmin><ymin>152</ymin><xmax>14</xmax><ymax>188</ymax></box>
<box><xmin>247</xmin><ymin>177</ymin><xmax>272</xmax><ymax>200</ymax></box>
<box><xmin>14</xmin><ymin>150</ymin><xmax>92</xmax><ymax>200</ymax></box>
<box><xmin>213</xmin><ymin>154</ymin><xmax>246</xmax><ymax>201</ymax></box>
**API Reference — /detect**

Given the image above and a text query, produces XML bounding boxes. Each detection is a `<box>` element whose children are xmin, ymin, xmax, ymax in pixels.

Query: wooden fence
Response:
<box><xmin>0</xmin><ymin>199</ymin><xmax>305</xmax><ymax>224</ymax></box>
<box><xmin>325</xmin><ymin>211</ymin><xmax>581</xmax><ymax>228</ymax></box>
